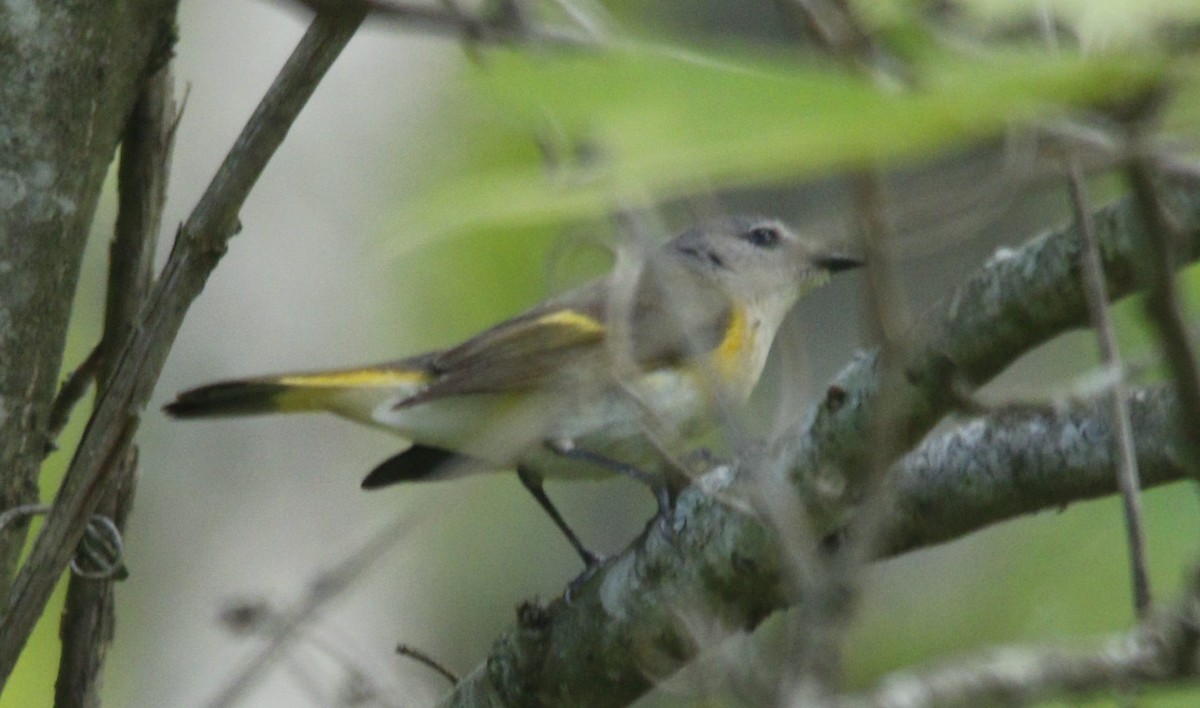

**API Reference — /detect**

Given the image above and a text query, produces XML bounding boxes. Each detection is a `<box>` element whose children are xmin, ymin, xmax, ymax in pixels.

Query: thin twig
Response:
<box><xmin>773</xmin><ymin>0</ymin><xmax>896</xmax><ymax>81</ymax></box>
<box><xmin>286</xmin><ymin>0</ymin><xmax>592</xmax><ymax>46</ymax></box>
<box><xmin>0</xmin><ymin>7</ymin><xmax>367</xmax><ymax>689</ymax></box>
<box><xmin>203</xmin><ymin>514</ymin><xmax>412</xmax><ymax>708</ymax></box>
<box><xmin>43</xmin><ymin>346</ymin><xmax>103</xmax><ymax>457</ymax></box>
<box><xmin>788</xmin><ymin>171</ymin><xmax>907</xmax><ymax>696</ymax></box>
<box><xmin>1067</xmin><ymin>160</ymin><xmax>1153</xmax><ymax>617</ymax></box>
<box><xmin>779</xmin><ymin>0</ymin><xmax>848</xmax><ymax>55</ymax></box>
<box><xmin>760</xmin><ymin>4</ymin><xmax>911</xmax><ymax>696</ymax></box>
<box><xmin>397</xmin><ymin>643</ymin><xmax>460</xmax><ymax>686</ymax></box>
<box><xmin>544</xmin><ymin>0</ymin><xmax>612</xmax><ymax>39</ymax></box>
<box><xmin>1125</xmin><ymin>143</ymin><xmax>1200</xmax><ymax>471</ymax></box>
<box><xmin>806</xmin><ymin>170</ymin><xmax>909</xmax><ymax>694</ymax></box>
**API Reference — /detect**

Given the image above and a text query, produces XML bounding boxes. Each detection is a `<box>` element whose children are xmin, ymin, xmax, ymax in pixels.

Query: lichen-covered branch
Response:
<box><xmin>790</xmin><ymin>187</ymin><xmax>1199</xmax><ymax>521</ymax></box>
<box><xmin>882</xmin><ymin>387</ymin><xmax>1188</xmax><ymax>555</ymax></box>
<box><xmin>437</xmin><ymin>187</ymin><xmax>1200</xmax><ymax>708</ymax></box>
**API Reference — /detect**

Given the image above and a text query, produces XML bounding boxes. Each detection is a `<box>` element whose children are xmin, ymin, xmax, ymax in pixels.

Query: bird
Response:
<box><xmin>165</xmin><ymin>217</ymin><xmax>862</xmax><ymax>569</ymax></box>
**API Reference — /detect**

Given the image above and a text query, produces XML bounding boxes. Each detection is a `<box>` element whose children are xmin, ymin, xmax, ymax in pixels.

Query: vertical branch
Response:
<box><xmin>54</xmin><ymin>65</ymin><xmax>177</xmax><ymax>708</ymax></box>
<box><xmin>820</xmin><ymin>170</ymin><xmax>910</xmax><ymax>669</ymax></box>
<box><xmin>767</xmin><ymin>3</ymin><xmax>912</xmax><ymax>697</ymax></box>
<box><xmin>1066</xmin><ymin>160</ymin><xmax>1152</xmax><ymax>616</ymax></box>
<box><xmin>0</xmin><ymin>0</ymin><xmax>177</xmax><ymax>602</ymax></box>
<box><xmin>1124</xmin><ymin>143</ymin><xmax>1200</xmax><ymax>471</ymax></box>
<box><xmin>0</xmin><ymin>6</ymin><xmax>367</xmax><ymax>688</ymax></box>
<box><xmin>753</xmin><ymin>2</ymin><xmax>915</xmax><ymax>698</ymax></box>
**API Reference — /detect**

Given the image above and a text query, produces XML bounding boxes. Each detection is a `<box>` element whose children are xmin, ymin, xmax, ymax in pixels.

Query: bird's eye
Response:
<box><xmin>744</xmin><ymin>226</ymin><xmax>781</xmax><ymax>249</ymax></box>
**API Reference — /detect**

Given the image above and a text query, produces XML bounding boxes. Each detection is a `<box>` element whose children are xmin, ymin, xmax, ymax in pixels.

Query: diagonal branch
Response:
<box><xmin>437</xmin><ymin>187</ymin><xmax>1200</xmax><ymax>707</ymax></box>
<box><xmin>0</xmin><ymin>6</ymin><xmax>367</xmax><ymax>689</ymax></box>
<box><xmin>203</xmin><ymin>514</ymin><xmax>413</xmax><ymax>708</ymax></box>
<box><xmin>841</xmin><ymin>554</ymin><xmax>1200</xmax><ymax>708</ymax></box>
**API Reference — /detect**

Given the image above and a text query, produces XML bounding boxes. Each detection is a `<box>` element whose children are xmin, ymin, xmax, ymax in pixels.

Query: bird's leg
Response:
<box><xmin>543</xmin><ymin>438</ymin><xmax>673</xmax><ymax>526</ymax></box>
<box><xmin>516</xmin><ymin>467</ymin><xmax>602</xmax><ymax>569</ymax></box>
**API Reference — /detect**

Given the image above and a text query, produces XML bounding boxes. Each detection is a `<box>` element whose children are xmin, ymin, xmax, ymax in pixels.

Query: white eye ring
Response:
<box><xmin>744</xmin><ymin>226</ymin><xmax>781</xmax><ymax>249</ymax></box>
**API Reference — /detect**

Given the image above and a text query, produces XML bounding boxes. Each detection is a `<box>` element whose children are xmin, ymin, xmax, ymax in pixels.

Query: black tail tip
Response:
<box><xmin>162</xmin><ymin>398</ymin><xmax>201</xmax><ymax>418</ymax></box>
<box><xmin>160</xmin><ymin>380</ymin><xmax>289</xmax><ymax>419</ymax></box>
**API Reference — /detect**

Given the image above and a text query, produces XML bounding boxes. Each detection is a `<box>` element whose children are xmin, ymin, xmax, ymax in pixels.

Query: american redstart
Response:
<box><xmin>166</xmin><ymin>217</ymin><xmax>861</xmax><ymax>568</ymax></box>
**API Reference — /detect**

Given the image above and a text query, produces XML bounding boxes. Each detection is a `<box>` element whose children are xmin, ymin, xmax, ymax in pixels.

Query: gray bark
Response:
<box><xmin>0</xmin><ymin>0</ymin><xmax>178</xmax><ymax>595</ymax></box>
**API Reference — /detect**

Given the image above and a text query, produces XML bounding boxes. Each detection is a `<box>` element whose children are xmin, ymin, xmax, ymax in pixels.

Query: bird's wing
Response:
<box><xmin>399</xmin><ymin>273</ymin><xmax>733</xmax><ymax>407</ymax></box>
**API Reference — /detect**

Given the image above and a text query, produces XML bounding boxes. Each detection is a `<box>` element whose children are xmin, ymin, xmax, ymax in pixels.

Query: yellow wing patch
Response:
<box><xmin>533</xmin><ymin>309</ymin><xmax>605</xmax><ymax>335</ymax></box>
<box><xmin>277</xmin><ymin>369</ymin><xmax>431</xmax><ymax>388</ymax></box>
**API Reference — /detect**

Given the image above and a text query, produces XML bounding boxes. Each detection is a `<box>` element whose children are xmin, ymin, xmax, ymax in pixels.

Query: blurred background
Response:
<box><xmin>8</xmin><ymin>0</ymin><xmax>1200</xmax><ymax>706</ymax></box>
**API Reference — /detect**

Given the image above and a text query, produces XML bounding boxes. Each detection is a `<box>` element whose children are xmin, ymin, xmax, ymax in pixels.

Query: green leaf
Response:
<box><xmin>411</xmin><ymin>47</ymin><xmax>1163</xmax><ymax>236</ymax></box>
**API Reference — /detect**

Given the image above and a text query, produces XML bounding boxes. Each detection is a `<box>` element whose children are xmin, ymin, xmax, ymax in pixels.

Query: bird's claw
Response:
<box><xmin>564</xmin><ymin>553</ymin><xmax>607</xmax><ymax>604</ymax></box>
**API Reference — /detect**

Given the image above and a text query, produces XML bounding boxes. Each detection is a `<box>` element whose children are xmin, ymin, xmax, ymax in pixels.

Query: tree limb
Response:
<box><xmin>0</xmin><ymin>5</ymin><xmax>366</xmax><ymax>689</ymax></box>
<box><xmin>841</xmin><ymin>557</ymin><xmax>1200</xmax><ymax>708</ymax></box>
<box><xmin>881</xmin><ymin>387</ymin><xmax>1188</xmax><ymax>555</ymax></box>
<box><xmin>437</xmin><ymin>187</ymin><xmax>1200</xmax><ymax>707</ymax></box>
<box><xmin>1125</xmin><ymin>147</ymin><xmax>1200</xmax><ymax>469</ymax></box>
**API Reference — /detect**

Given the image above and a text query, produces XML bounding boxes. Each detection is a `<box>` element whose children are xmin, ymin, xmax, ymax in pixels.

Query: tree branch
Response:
<box><xmin>437</xmin><ymin>187</ymin><xmax>1200</xmax><ymax>707</ymax></box>
<box><xmin>842</xmin><ymin>558</ymin><xmax>1200</xmax><ymax>708</ymax></box>
<box><xmin>881</xmin><ymin>387</ymin><xmax>1188</xmax><ymax>555</ymax></box>
<box><xmin>0</xmin><ymin>6</ymin><xmax>366</xmax><ymax>689</ymax></box>
<box><xmin>203</xmin><ymin>514</ymin><xmax>412</xmax><ymax>708</ymax></box>
<box><xmin>54</xmin><ymin>63</ymin><xmax>177</xmax><ymax>708</ymax></box>
<box><xmin>1066</xmin><ymin>158</ymin><xmax>1151</xmax><ymax>616</ymax></box>
<box><xmin>1125</xmin><ymin>147</ymin><xmax>1200</xmax><ymax>470</ymax></box>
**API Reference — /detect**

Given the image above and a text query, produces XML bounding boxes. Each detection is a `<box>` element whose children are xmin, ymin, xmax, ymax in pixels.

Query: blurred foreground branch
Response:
<box><xmin>438</xmin><ymin>186</ymin><xmax>1200</xmax><ymax>707</ymax></box>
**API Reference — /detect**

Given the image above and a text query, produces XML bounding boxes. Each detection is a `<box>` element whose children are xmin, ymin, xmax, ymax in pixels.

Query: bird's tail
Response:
<box><xmin>164</xmin><ymin>378</ymin><xmax>298</xmax><ymax>418</ymax></box>
<box><xmin>164</xmin><ymin>367</ymin><xmax>432</xmax><ymax>420</ymax></box>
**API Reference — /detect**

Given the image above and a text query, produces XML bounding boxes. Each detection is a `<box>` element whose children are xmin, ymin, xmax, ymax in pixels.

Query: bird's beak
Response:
<box><xmin>813</xmin><ymin>254</ymin><xmax>865</xmax><ymax>273</ymax></box>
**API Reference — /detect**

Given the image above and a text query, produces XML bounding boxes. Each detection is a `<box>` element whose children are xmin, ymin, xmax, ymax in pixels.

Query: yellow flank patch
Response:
<box><xmin>535</xmin><ymin>309</ymin><xmax>606</xmax><ymax>335</ymax></box>
<box><xmin>277</xmin><ymin>369</ymin><xmax>431</xmax><ymax>388</ymax></box>
<box><xmin>711</xmin><ymin>305</ymin><xmax>750</xmax><ymax>385</ymax></box>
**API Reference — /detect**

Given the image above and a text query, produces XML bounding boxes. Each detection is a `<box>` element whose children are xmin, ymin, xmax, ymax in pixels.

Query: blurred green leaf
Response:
<box><xmin>1163</xmin><ymin>58</ymin><xmax>1200</xmax><ymax>138</ymax></box>
<box><xmin>954</xmin><ymin>0</ymin><xmax>1200</xmax><ymax>46</ymax></box>
<box><xmin>412</xmin><ymin>47</ymin><xmax>1162</xmax><ymax>236</ymax></box>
